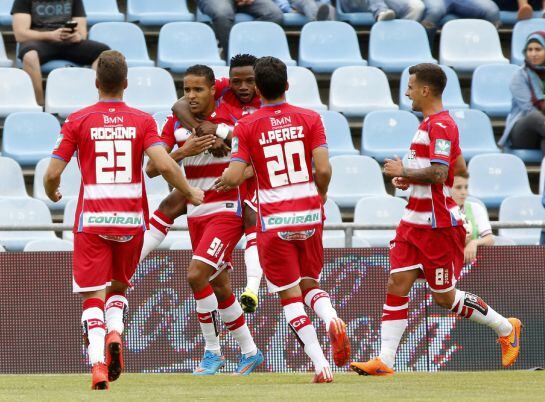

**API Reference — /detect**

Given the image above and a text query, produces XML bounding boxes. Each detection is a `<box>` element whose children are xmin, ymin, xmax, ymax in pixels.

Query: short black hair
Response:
<box><xmin>254</xmin><ymin>56</ymin><xmax>287</xmax><ymax>100</ymax></box>
<box><xmin>230</xmin><ymin>54</ymin><xmax>257</xmax><ymax>70</ymax></box>
<box><xmin>184</xmin><ymin>64</ymin><xmax>215</xmax><ymax>86</ymax></box>
<box><xmin>408</xmin><ymin>63</ymin><xmax>447</xmax><ymax>96</ymax></box>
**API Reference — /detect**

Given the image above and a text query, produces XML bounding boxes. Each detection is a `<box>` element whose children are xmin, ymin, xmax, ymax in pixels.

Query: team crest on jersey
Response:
<box><xmin>54</xmin><ymin>134</ymin><xmax>63</xmax><ymax>150</ymax></box>
<box><xmin>434</xmin><ymin>139</ymin><xmax>451</xmax><ymax>157</ymax></box>
<box><xmin>278</xmin><ymin>229</ymin><xmax>315</xmax><ymax>241</ymax></box>
<box><xmin>231</xmin><ymin>137</ymin><xmax>239</xmax><ymax>153</ymax></box>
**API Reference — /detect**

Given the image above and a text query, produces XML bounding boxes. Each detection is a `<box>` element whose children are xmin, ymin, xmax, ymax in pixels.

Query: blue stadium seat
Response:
<box><xmin>500</xmin><ymin>10</ymin><xmax>543</xmax><ymax>25</ymax></box>
<box><xmin>319</xmin><ymin>111</ymin><xmax>358</xmax><ymax>157</ymax></box>
<box><xmin>449</xmin><ymin>109</ymin><xmax>500</xmax><ymax>159</ymax></box>
<box><xmin>361</xmin><ymin>110</ymin><xmax>419</xmax><ymax>161</ymax></box>
<box><xmin>399</xmin><ymin>65</ymin><xmax>468</xmax><ymax>112</ymax></box>
<box><xmin>62</xmin><ymin>198</ymin><xmax>77</xmax><ymax>242</ymax></box>
<box><xmin>503</xmin><ymin>146</ymin><xmax>544</xmax><ymax>163</ymax></box>
<box><xmin>335</xmin><ymin>1</ymin><xmax>374</xmax><ymax>25</ymax></box>
<box><xmin>34</xmin><ymin>157</ymin><xmax>81</xmax><ymax>211</ymax></box>
<box><xmin>44</xmin><ymin>67</ymin><xmax>97</xmax><ymax>118</ymax></box>
<box><xmin>286</xmin><ymin>66</ymin><xmax>326</xmax><ymax>111</ymax></box>
<box><xmin>282</xmin><ymin>11</ymin><xmax>309</xmax><ymax>26</ymax></box>
<box><xmin>89</xmin><ymin>22</ymin><xmax>154</xmax><ymax>67</ymax></box>
<box><xmin>0</xmin><ymin>68</ymin><xmax>41</xmax><ymax>117</ymax></box>
<box><xmin>353</xmin><ymin>195</ymin><xmax>407</xmax><ymax>247</ymax></box>
<box><xmin>152</xmin><ymin>111</ymin><xmax>172</xmax><ymax>132</ymax></box>
<box><xmin>0</xmin><ymin>198</ymin><xmax>57</xmax><ymax>251</ymax></box>
<box><xmin>328</xmin><ymin>155</ymin><xmax>387</xmax><ymax>208</ymax></box>
<box><xmin>540</xmin><ymin>157</ymin><xmax>545</xmax><ymax>194</ymax></box>
<box><xmin>0</xmin><ymin>156</ymin><xmax>28</xmax><ymax>198</ymax></box>
<box><xmin>24</xmin><ymin>238</ymin><xmax>74</xmax><ymax>251</ymax></box>
<box><xmin>323</xmin><ymin>199</ymin><xmax>345</xmax><ymax>248</ymax></box>
<box><xmin>329</xmin><ymin>66</ymin><xmax>398</xmax><ymax>117</ymax></box>
<box><xmin>228</xmin><ymin>22</ymin><xmax>295</xmax><ymax>66</ymax></box>
<box><xmin>511</xmin><ymin>19</ymin><xmax>545</xmax><ymax>65</ymax></box>
<box><xmin>196</xmin><ymin>7</ymin><xmax>254</xmax><ymax>23</ymax></box>
<box><xmin>298</xmin><ymin>21</ymin><xmax>366</xmax><ymax>73</ymax></box>
<box><xmin>368</xmin><ymin>20</ymin><xmax>436</xmax><ymax>73</ymax></box>
<box><xmin>124</xmin><ymin>67</ymin><xmax>178</xmax><ymax>115</ymax></box>
<box><xmin>499</xmin><ymin>195</ymin><xmax>545</xmax><ymax>245</ymax></box>
<box><xmin>127</xmin><ymin>0</ymin><xmax>193</xmax><ymax>25</ymax></box>
<box><xmin>0</xmin><ymin>34</ymin><xmax>12</xmax><ymax>67</ymax></box>
<box><xmin>467</xmin><ymin>154</ymin><xmax>532</xmax><ymax>208</ymax></box>
<box><xmin>2</xmin><ymin>112</ymin><xmax>60</xmax><ymax>166</ymax></box>
<box><xmin>158</xmin><ymin>22</ymin><xmax>225</xmax><ymax>73</ymax></box>
<box><xmin>440</xmin><ymin>19</ymin><xmax>508</xmax><ymax>72</ymax></box>
<box><xmin>470</xmin><ymin>64</ymin><xmax>519</xmax><ymax>117</ymax></box>
<box><xmin>82</xmin><ymin>0</ymin><xmax>124</xmax><ymax>25</ymax></box>
<box><xmin>0</xmin><ymin>0</ymin><xmax>12</xmax><ymax>25</ymax></box>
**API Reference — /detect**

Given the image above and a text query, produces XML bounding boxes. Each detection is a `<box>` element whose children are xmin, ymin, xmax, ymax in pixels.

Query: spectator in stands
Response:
<box><xmin>273</xmin><ymin>0</ymin><xmax>335</xmax><ymax>20</ymax></box>
<box><xmin>421</xmin><ymin>0</ymin><xmax>501</xmax><ymax>33</ymax></box>
<box><xmin>451</xmin><ymin>172</ymin><xmax>495</xmax><ymax>263</ymax></box>
<box><xmin>499</xmin><ymin>32</ymin><xmax>545</xmax><ymax>155</ymax></box>
<box><xmin>198</xmin><ymin>0</ymin><xmax>283</xmax><ymax>55</ymax></box>
<box><xmin>493</xmin><ymin>0</ymin><xmax>544</xmax><ymax>20</ymax></box>
<box><xmin>339</xmin><ymin>0</ymin><xmax>425</xmax><ymax>21</ymax></box>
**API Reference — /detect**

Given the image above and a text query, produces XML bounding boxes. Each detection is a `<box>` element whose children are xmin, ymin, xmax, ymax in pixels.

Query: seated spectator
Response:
<box><xmin>340</xmin><ymin>0</ymin><xmax>425</xmax><ymax>21</ymax></box>
<box><xmin>499</xmin><ymin>32</ymin><xmax>545</xmax><ymax>155</ymax></box>
<box><xmin>273</xmin><ymin>0</ymin><xmax>335</xmax><ymax>20</ymax></box>
<box><xmin>451</xmin><ymin>172</ymin><xmax>495</xmax><ymax>263</ymax></box>
<box><xmin>493</xmin><ymin>0</ymin><xmax>544</xmax><ymax>20</ymax></box>
<box><xmin>11</xmin><ymin>0</ymin><xmax>110</xmax><ymax>106</ymax></box>
<box><xmin>421</xmin><ymin>0</ymin><xmax>501</xmax><ymax>32</ymax></box>
<box><xmin>198</xmin><ymin>0</ymin><xmax>283</xmax><ymax>55</ymax></box>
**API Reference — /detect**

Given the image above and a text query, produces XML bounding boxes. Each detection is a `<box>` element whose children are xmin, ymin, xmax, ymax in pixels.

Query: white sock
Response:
<box><xmin>82</xmin><ymin>299</ymin><xmax>106</xmax><ymax>365</ymax></box>
<box><xmin>379</xmin><ymin>294</ymin><xmax>409</xmax><ymax>368</ymax></box>
<box><xmin>194</xmin><ymin>284</ymin><xmax>221</xmax><ymax>354</ymax></box>
<box><xmin>451</xmin><ymin>289</ymin><xmax>513</xmax><ymax>337</ymax></box>
<box><xmin>218</xmin><ymin>293</ymin><xmax>257</xmax><ymax>357</ymax></box>
<box><xmin>283</xmin><ymin>298</ymin><xmax>329</xmax><ymax>373</ymax></box>
<box><xmin>244</xmin><ymin>231</ymin><xmax>262</xmax><ymax>295</ymax></box>
<box><xmin>303</xmin><ymin>288</ymin><xmax>338</xmax><ymax>331</ymax></box>
<box><xmin>140</xmin><ymin>210</ymin><xmax>172</xmax><ymax>262</ymax></box>
<box><xmin>105</xmin><ymin>293</ymin><xmax>128</xmax><ymax>334</ymax></box>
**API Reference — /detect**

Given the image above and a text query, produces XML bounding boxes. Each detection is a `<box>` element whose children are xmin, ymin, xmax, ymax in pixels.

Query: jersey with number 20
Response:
<box><xmin>231</xmin><ymin>102</ymin><xmax>327</xmax><ymax>233</ymax></box>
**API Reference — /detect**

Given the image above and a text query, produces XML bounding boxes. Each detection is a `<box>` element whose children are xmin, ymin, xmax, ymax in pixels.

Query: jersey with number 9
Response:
<box><xmin>53</xmin><ymin>101</ymin><xmax>164</xmax><ymax>235</ymax></box>
<box><xmin>231</xmin><ymin>102</ymin><xmax>327</xmax><ymax>233</ymax></box>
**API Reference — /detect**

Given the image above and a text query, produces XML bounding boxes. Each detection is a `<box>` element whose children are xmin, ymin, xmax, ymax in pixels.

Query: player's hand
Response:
<box><xmin>47</xmin><ymin>188</ymin><xmax>63</xmax><ymax>202</ymax></box>
<box><xmin>48</xmin><ymin>28</ymin><xmax>64</xmax><ymax>42</ymax></box>
<box><xmin>213</xmin><ymin>175</ymin><xmax>233</xmax><ymax>192</ymax></box>
<box><xmin>236</xmin><ymin>0</ymin><xmax>254</xmax><ymax>6</ymax></box>
<box><xmin>392</xmin><ymin>177</ymin><xmax>410</xmax><ymax>190</ymax></box>
<box><xmin>210</xmin><ymin>138</ymin><xmax>230</xmax><ymax>158</ymax></box>
<box><xmin>464</xmin><ymin>240</ymin><xmax>478</xmax><ymax>263</ymax></box>
<box><xmin>181</xmin><ymin>133</ymin><xmax>215</xmax><ymax>157</ymax></box>
<box><xmin>384</xmin><ymin>157</ymin><xmax>405</xmax><ymax>178</ymax></box>
<box><xmin>186</xmin><ymin>187</ymin><xmax>204</xmax><ymax>206</ymax></box>
<box><xmin>195</xmin><ymin>121</ymin><xmax>218</xmax><ymax>137</ymax></box>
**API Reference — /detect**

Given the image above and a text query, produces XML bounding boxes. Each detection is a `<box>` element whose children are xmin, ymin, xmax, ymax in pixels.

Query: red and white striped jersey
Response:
<box><xmin>402</xmin><ymin>111</ymin><xmax>464</xmax><ymax>229</ymax></box>
<box><xmin>52</xmin><ymin>101</ymin><xmax>164</xmax><ymax>235</ymax></box>
<box><xmin>231</xmin><ymin>102</ymin><xmax>327</xmax><ymax>232</ymax></box>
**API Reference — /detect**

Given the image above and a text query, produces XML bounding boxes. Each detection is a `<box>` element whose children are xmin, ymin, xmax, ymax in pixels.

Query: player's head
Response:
<box><xmin>229</xmin><ymin>53</ymin><xmax>257</xmax><ymax>104</ymax></box>
<box><xmin>254</xmin><ymin>56</ymin><xmax>289</xmax><ymax>101</ymax></box>
<box><xmin>184</xmin><ymin>64</ymin><xmax>216</xmax><ymax>115</ymax></box>
<box><xmin>95</xmin><ymin>50</ymin><xmax>128</xmax><ymax>97</ymax></box>
<box><xmin>451</xmin><ymin>171</ymin><xmax>469</xmax><ymax>207</ymax></box>
<box><xmin>405</xmin><ymin>63</ymin><xmax>446</xmax><ymax>112</ymax></box>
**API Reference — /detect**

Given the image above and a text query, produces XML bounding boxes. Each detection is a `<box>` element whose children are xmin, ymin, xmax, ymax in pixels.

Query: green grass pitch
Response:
<box><xmin>0</xmin><ymin>372</ymin><xmax>543</xmax><ymax>401</ymax></box>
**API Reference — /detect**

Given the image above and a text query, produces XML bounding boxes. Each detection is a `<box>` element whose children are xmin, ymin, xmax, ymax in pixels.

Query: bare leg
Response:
<box><xmin>22</xmin><ymin>50</ymin><xmax>44</xmax><ymax>106</ymax></box>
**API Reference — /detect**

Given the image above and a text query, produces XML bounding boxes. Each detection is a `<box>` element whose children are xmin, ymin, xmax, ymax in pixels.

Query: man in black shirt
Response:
<box><xmin>11</xmin><ymin>0</ymin><xmax>109</xmax><ymax>105</ymax></box>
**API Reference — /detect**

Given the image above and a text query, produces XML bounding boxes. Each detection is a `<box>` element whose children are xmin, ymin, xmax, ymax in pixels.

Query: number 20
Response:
<box><xmin>263</xmin><ymin>141</ymin><xmax>309</xmax><ymax>188</ymax></box>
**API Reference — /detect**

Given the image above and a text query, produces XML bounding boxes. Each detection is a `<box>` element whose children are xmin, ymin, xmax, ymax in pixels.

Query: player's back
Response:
<box><xmin>232</xmin><ymin>102</ymin><xmax>327</xmax><ymax>232</ymax></box>
<box><xmin>54</xmin><ymin>101</ymin><xmax>162</xmax><ymax>235</ymax></box>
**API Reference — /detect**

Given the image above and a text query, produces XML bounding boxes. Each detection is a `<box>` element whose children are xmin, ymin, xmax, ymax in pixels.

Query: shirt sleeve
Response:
<box><xmin>214</xmin><ymin>78</ymin><xmax>230</xmax><ymax>100</ymax></box>
<box><xmin>159</xmin><ymin>116</ymin><xmax>176</xmax><ymax>150</ymax></box>
<box><xmin>72</xmin><ymin>0</ymin><xmax>86</xmax><ymax>17</ymax></box>
<box><xmin>231</xmin><ymin>122</ymin><xmax>250</xmax><ymax>164</ymax></box>
<box><xmin>472</xmin><ymin>203</ymin><xmax>492</xmax><ymax>238</ymax></box>
<box><xmin>52</xmin><ymin>117</ymin><xmax>78</xmax><ymax>162</ymax></box>
<box><xmin>310</xmin><ymin>114</ymin><xmax>328</xmax><ymax>150</ymax></box>
<box><xmin>143</xmin><ymin>116</ymin><xmax>164</xmax><ymax>150</ymax></box>
<box><xmin>428</xmin><ymin>122</ymin><xmax>456</xmax><ymax>166</ymax></box>
<box><xmin>11</xmin><ymin>0</ymin><xmax>31</xmax><ymax>14</ymax></box>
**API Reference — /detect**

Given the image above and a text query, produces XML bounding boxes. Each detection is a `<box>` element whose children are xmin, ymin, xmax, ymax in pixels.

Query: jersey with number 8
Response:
<box><xmin>53</xmin><ymin>101</ymin><xmax>164</xmax><ymax>235</ymax></box>
<box><xmin>231</xmin><ymin>102</ymin><xmax>327</xmax><ymax>232</ymax></box>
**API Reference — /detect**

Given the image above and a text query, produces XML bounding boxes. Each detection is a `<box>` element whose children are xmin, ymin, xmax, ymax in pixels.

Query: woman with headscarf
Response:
<box><xmin>499</xmin><ymin>31</ymin><xmax>545</xmax><ymax>155</ymax></box>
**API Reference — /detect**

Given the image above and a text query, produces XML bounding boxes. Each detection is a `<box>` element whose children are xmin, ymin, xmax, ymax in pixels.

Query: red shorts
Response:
<box><xmin>241</xmin><ymin>177</ymin><xmax>257</xmax><ymax>212</ymax></box>
<box><xmin>257</xmin><ymin>227</ymin><xmax>324</xmax><ymax>293</ymax></box>
<box><xmin>73</xmin><ymin>231</ymin><xmax>144</xmax><ymax>293</ymax></box>
<box><xmin>188</xmin><ymin>213</ymin><xmax>244</xmax><ymax>277</ymax></box>
<box><xmin>389</xmin><ymin>222</ymin><xmax>466</xmax><ymax>293</ymax></box>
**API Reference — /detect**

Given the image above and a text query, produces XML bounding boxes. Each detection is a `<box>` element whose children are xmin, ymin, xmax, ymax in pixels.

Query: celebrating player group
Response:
<box><xmin>43</xmin><ymin>50</ymin><xmax>521</xmax><ymax>390</ymax></box>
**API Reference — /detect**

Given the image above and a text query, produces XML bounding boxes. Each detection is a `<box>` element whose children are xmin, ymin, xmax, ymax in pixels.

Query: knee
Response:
<box><xmin>211</xmin><ymin>281</ymin><xmax>232</xmax><ymax>303</ymax></box>
<box><xmin>258</xmin><ymin>3</ymin><xmax>284</xmax><ymax>23</ymax></box>
<box><xmin>187</xmin><ymin>264</ymin><xmax>208</xmax><ymax>290</ymax></box>
<box><xmin>22</xmin><ymin>50</ymin><xmax>40</xmax><ymax>68</ymax></box>
<box><xmin>404</xmin><ymin>0</ymin><xmax>426</xmax><ymax>20</ymax></box>
<box><xmin>108</xmin><ymin>280</ymin><xmax>128</xmax><ymax>295</ymax></box>
<box><xmin>483</xmin><ymin>5</ymin><xmax>500</xmax><ymax>24</ymax></box>
<box><xmin>386</xmin><ymin>275</ymin><xmax>406</xmax><ymax>294</ymax></box>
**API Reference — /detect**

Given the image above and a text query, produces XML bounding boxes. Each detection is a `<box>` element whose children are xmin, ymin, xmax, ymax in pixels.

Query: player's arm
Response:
<box><xmin>217</xmin><ymin>161</ymin><xmax>248</xmax><ymax>191</ymax></box>
<box><xmin>452</xmin><ymin>154</ymin><xmax>467</xmax><ymax>177</ymax></box>
<box><xmin>43</xmin><ymin>158</ymin><xmax>68</xmax><ymax>202</ymax></box>
<box><xmin>145</xmin><ymin>145</ymin><xmax>204</xmax><ymax>205</ymax></box>
<box><xmin>384</xmin><ymin>157</ymin><xmax>449</xmax><ymax>184</ymax></box>
<box><xmin>313</xmin><ymin>146</ymin><xmax>331</xmax><ymax>203</ymax></box>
